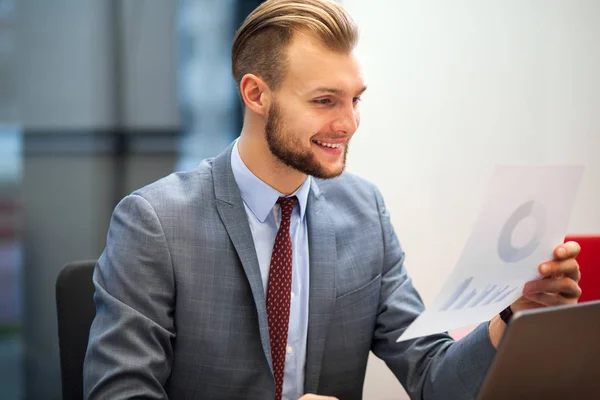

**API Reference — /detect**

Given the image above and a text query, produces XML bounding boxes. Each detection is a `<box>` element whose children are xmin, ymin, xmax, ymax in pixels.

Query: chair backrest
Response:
<box><xmin>565</xmin><ymin>235</ymin><xmax>600</xmax><ymax>302</ymax></box>
<box><xmin>56</xmin><ymin>260</ymin><xmax>97</xmax><ymax>400</ymax></box>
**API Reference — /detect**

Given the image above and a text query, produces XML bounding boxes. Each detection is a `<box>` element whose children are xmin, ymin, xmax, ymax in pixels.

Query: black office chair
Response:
<box><xmin>56</xmin><ymin>260</ymin><xmax>97</xmax><ymax>400</ymax></box>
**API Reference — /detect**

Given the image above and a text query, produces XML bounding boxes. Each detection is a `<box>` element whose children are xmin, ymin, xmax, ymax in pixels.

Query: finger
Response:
<box><xmin>522</xmin><ymin>291</ymin><xmax>577</xmax><ymax>307</ymax></box>
<box><xmin>524</xmin><ymin>277</ymin><xmax>582</xmax><ymax>299</ymax></box>
<box><xmin>554</xmin><ymin>241</ymin><xmax>581</xmax><ymax>260</ymax></box>
<box><xmin>539</xmin><ymin>258</ymin><xmax>580</xmax><ymax>282</ymax></box>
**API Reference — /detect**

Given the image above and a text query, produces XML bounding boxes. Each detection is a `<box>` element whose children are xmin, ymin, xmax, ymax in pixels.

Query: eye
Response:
<box><xmin>352</xmin><ymin>97</ymin><xmax>362</xmax><ymax>104</ymax></box>
<box><xmin>314</xmin><ymin>98</ymin><xmax>332</xmax><ymax>105</ymax></box>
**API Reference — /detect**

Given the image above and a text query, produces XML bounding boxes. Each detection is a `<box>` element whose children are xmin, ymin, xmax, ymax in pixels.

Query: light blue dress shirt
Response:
<box><xmin>231</xmin><ymin>140</ymin><xmax>311</xmax><ymax>400</ymax></box>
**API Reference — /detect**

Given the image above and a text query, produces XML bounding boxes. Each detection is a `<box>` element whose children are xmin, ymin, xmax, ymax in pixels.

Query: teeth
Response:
<box><xmin>314</xmin><ymin>140</ymin><xmax>342</xmax><ymax>149</ymax></box>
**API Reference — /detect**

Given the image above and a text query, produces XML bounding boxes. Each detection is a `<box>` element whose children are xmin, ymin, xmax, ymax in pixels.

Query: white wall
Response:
<box><xmin>342</xmin><ymin>1</ymin><xmax>600</xmax><ymax>398</ymax></box>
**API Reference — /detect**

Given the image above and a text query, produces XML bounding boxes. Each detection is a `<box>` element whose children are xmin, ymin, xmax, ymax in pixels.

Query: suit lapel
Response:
<box><xmin>304</xmin><ymin>180</ymin><xmax>337</xmax><ymax>393</ymax></box>
<box><xmin>212</xmin><ymin>144</ymin><xmax>273</xmax><ymax>373</ymax></box>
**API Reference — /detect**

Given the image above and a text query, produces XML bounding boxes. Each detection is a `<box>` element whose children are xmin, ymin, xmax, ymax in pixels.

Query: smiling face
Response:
<box><xmin>264</xmin><ymin>32</ymin><xmax>366</xmax><ymax>179</ymax></box>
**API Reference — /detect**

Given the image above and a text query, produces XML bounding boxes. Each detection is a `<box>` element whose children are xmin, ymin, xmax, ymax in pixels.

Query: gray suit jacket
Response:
<box><xmin>83</xmin><ymin>144</ymin><xmax>496</xmax><ymax>399</ymax></box>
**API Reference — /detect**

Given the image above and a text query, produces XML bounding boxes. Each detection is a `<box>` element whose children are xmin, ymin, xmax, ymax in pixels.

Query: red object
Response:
<box><xmin>266</xmin><ymin>196</ymin><xmax>296</xmax><ymax>400</ymax></box>
<box><xmin>564</xmin><ymin>235</ymin><xmax>600</xmax><ymax>302</ymax></box>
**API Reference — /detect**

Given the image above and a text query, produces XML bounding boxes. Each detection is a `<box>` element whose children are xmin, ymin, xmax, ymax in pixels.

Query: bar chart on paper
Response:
<box><xmin>439</xmin><ymin>277</ymin><xmax>519</xmax><ymax>311</ymax></box>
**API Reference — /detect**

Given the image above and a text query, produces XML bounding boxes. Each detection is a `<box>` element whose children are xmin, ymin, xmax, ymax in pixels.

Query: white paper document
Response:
<box><xmin>397</xmin><ymin>165</ymin><xmax>585</xmax><ymax>342</ymax></box>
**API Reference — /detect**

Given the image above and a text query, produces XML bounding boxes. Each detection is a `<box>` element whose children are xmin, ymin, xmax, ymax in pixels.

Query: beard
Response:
<box><xmin>264</xmin><ymin>100</ymin><xmax>348</xmax><ymax>179</ymax></box>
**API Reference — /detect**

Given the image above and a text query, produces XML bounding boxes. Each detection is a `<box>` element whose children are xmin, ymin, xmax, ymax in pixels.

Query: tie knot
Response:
<box><xmin>277</xmin><ymin>196</ymin><xmax>296</xmax><ymax>221</ymax></box>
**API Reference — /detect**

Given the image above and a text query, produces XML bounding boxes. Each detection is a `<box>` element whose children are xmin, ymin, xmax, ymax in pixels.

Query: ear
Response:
<box><xmin>239</xmin><ymin>74</ymin><xmax>271</xmax><ymax>117</ymax></box>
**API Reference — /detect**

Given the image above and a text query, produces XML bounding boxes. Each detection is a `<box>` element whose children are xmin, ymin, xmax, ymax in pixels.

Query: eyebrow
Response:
<box><xmin>312</xmin><ymin>85</ymin><xmax>368</xmax><ymax>97</ymax></box>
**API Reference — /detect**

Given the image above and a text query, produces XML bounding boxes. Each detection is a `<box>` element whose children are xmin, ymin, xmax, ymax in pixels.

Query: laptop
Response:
<box><xmin>476</xmin><ymin>300</ymin><xmax>600</xmax><ymax>400</ymax></box>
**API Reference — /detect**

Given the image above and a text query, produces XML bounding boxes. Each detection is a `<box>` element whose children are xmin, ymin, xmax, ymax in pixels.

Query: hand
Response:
<box><xmin>515</xmin><ymin>241</ymin><xmax>582</xmax><ymax>312</ymax></box>
<box><xmin>299</xmin><ymin>395</ymin><xmax>339</xmax><ymax>400</ymax></box>
<box><xmin>489</xmin><ymin>241</ymin><xmax>582</xmax><ymax>348</ymax></box>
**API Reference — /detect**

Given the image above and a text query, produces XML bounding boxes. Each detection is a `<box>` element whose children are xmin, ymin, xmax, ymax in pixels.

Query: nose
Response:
<box><xmin>331</xmin><ymin>103</ymin><xmax>359</xmax><ymax>135</ymax></box>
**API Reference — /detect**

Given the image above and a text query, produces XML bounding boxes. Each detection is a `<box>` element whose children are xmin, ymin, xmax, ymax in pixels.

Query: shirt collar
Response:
<box><xmin>231</xmin><ymin>139</ymin><xmax>311</xmax><ymax>223</ymax></box>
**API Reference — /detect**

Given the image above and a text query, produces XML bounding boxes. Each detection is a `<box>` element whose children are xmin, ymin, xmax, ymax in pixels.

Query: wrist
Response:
<box><xmin>488</xmin><ymin>314</ymin><xmax>506</xmax><ymax>349</ymax></box>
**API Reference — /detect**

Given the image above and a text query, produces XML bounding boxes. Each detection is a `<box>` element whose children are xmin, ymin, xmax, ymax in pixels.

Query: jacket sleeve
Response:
<box><xmin>370</xmin><ymin>188</ymin><xmax>496</xmax><ymax>400</ymax></box>
<box><xmin>83</xmin><ymin>194</ymin><xmax>175</xmax><ymax>399</ymax></box>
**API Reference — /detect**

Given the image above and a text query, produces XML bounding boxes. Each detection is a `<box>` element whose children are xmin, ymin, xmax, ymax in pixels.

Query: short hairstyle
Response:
<box><xmin>231</xmin><ymin>0</ymin><xmax>358</xmax><ymax>93</ymax></box>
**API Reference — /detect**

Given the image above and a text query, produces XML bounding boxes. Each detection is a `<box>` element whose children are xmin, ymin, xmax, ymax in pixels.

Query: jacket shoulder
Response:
<box><xmin>129</xmin><ymin>158</ymin><xmax>215</xmax><ymax>208</ymax></box>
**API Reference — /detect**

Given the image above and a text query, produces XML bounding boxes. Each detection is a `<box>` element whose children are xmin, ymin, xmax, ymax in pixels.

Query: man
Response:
<box><xmin>83</xmin><ymin>0</ymin><xmax>582</xmax><ymax>399</ymax></box>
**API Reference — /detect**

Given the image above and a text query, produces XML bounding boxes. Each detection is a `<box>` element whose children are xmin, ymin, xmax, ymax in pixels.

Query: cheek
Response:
<box><xmin>282</xmin><ymin>105</ymin><xmax>336</xmax><ymax>139</ymax></box>
<box><xmin>313</xmin><ymin>115</ymin><xmax>341</xmax><ymax>135</ymax></box>
<box><xmin>299</xmin><ymin>116</ymin><xmax>329</xmax><ymax>138</ymax></box>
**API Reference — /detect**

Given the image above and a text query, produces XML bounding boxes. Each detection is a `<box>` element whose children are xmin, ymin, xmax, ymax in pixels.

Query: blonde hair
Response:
<box><xmin>232</xmin><ymin>0</ymin><xmax>358</xmax><ymax>92</ymax></box>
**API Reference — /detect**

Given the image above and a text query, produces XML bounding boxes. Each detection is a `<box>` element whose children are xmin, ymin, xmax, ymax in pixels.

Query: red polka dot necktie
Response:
<box><xmin>267</xmin><ymin>196</ymin><xmax>296</xmax><ymax>400</ymax></box>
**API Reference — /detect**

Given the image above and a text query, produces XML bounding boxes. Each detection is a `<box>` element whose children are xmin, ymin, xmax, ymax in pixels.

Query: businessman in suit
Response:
<box><xmin>83</xmin><ymin>0</ymin><xmax>583</xmax><ymax>399</ymax></box>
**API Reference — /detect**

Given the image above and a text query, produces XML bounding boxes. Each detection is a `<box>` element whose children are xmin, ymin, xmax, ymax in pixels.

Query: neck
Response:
<box><xmin>237</xmin><ymin>122</ymin><xmax>307</xmax><ymax>196</ymax></box>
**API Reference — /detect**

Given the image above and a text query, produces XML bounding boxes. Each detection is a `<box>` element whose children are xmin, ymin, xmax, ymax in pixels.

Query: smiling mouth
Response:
<box><xmin>312</xmin><ymin>139</ymin><xmax>343</xmax><ymax>149</ymax></box>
